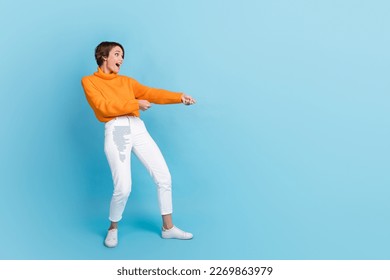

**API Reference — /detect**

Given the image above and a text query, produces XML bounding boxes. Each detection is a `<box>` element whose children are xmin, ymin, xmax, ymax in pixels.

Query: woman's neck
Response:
<box><xmin>100</xmin><ymin>64</ymin><xmax>112</xmax><ymax>74</ymax></box>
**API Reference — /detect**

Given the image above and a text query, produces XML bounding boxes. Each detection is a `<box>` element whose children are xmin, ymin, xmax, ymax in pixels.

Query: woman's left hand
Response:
<box><xmin>181</xmin><ymin>94</ymin><xmax>196</xmax><ymax>105</ymax></box>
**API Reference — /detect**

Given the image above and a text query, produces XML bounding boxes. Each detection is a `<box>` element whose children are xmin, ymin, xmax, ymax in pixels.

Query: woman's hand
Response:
<box><xmin>181</xmin><ymin>94</ymin><xmax>196</xmax><ymax>105</ymax></box>
<box><xmin>138</xmin><ymin>100</ymin><xmax>152</xmax><ymax>111</ymax></box>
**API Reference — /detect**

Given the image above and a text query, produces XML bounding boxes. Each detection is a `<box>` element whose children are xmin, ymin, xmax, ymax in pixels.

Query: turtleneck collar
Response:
<box><xmin>93</xmin><ymin>67</ymin><xmax>118</xmax><ymax>80</ymax></box>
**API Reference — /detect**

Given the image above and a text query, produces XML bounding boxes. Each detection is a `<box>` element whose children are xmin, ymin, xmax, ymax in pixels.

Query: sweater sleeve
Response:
<box><xmin>130</xmin><ymin>78</ymin><xmax>183</xmax><ymax>104</ymax></box>
<box><xmin>81</xmin><ymin>77</ymin><xmax>140</xmax><ymax>119</ymax></box>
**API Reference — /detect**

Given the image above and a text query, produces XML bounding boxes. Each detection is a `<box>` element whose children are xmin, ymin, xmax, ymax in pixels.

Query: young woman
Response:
<box><xmin>81</xmin><ymin>41</ymin><xmax>195</xmax><ymax>247</ymax></box>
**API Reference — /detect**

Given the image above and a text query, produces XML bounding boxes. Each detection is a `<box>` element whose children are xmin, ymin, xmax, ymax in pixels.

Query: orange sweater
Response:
<box><xmin>81</xmin><ymin>67</ymin><xmax>183</xmax><ymax>122</ymax></box>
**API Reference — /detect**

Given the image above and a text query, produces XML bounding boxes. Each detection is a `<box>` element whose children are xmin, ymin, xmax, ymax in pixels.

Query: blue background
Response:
<box><xmin>1</xmin><ymin>0</ymin><xmax>389</xmax><ymax>259</ymax></box>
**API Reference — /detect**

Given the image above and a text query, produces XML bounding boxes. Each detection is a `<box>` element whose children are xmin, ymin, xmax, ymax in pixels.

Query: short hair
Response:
<box><xmin>94</xmin><ymin>41</ymin><xmax>125</xmax><ymax>66</ymax></box>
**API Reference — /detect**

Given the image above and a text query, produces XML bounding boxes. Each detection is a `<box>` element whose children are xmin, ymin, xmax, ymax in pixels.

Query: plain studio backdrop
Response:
<box><xmin>0</xmin><ymin>0</ymin><xmax>389</xmax><ymax>259</ymax></box>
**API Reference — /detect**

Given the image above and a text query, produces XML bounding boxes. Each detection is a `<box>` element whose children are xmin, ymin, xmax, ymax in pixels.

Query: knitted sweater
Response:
<box><xmin>81</xmin><ymin>67</ymin><xmax>183</xmax><ymax>122</ymax></box>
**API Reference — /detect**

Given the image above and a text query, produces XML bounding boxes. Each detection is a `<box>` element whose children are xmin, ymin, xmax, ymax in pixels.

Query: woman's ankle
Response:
<box><xmin>162</xmin><ymin>224</ymin><xmax>174</xmax><ymax>231</ymax></box>
<box><xmin>109</xmin><ymin>222</ymin><xmax>118</xmax><ymax>230</ymax></box>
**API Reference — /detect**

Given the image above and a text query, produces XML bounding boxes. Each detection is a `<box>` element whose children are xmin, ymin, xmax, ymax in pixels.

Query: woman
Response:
<box><xmin>81</xmin><ymin>41</ymin><xmax>195</xmax><ymax>247</ymax></box>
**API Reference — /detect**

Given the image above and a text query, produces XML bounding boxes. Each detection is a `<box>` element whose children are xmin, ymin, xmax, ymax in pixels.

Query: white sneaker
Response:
<box><xmin>104</xmin><ymin>229</ymin><xmax>118</xmax><ymax>247</ymax></box>
<box><xmin>162</xmin><ymin>226</ymin><xmax>193</xmax><ymax>240</ymax></box>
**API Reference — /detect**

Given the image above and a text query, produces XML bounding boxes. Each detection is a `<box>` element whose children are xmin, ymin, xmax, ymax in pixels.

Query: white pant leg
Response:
<box><xmin>130</xmin><ymin>117</ymin><xmax>173</xmax><ymax>215</ymax></box>
<box><xmin>104</xmin><ymin>117</ymin><xmax>133</xmax><ymax>222</ymax></box>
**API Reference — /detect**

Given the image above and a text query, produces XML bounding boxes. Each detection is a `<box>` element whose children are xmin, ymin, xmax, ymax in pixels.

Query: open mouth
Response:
<box><xmin>116</xmin><ymin>63</ymin><xmax>120</xmax><ymax>68</ymax></box>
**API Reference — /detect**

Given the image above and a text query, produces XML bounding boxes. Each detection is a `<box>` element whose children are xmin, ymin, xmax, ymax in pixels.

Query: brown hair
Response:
<box><xmin>95</xmin><ymin>41</ymin><xmax>125</xmax><ymax>66</ymax></box>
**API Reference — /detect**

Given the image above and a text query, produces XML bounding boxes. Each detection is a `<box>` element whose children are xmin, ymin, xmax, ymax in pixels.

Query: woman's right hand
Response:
<box><xmin>138</xmin><ymin>100</ymin><xmax>152</xmax><ymax>111</ymax></box>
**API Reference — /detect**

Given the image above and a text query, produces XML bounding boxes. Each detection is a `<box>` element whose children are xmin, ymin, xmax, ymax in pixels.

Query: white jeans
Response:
<box><xmin>104</xmin><ymin>116</ymin><xmax>172</xmax><ymax>222</ymax></box>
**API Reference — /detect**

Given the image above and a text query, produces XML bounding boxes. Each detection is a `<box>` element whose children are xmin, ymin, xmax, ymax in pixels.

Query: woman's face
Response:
<box><xmin>102</xmin><ymin>46</ymin><xmax>124</xmax><ymax>73</ymax></box>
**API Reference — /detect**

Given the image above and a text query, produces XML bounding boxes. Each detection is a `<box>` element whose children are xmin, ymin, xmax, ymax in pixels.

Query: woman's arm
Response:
<box><xmin>131</xmin><ymin>78</ymin><xmax>183</xmax><ymax>104</ymax></box>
